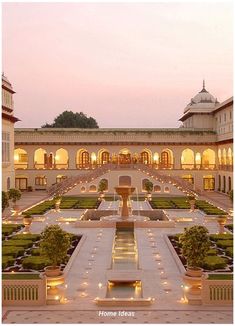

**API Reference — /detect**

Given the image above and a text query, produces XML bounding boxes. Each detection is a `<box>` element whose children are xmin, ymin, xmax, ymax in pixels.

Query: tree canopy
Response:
<box><xmin>42</xmin><ymin>110</ymin><xmax>99</xmax><ymax>128</ymax></box>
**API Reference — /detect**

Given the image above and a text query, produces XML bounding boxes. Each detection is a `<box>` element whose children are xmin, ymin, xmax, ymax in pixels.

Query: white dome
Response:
<box><xmin>184</xmin><ymin>81</ymin><xmax>219</xmax><ymax>113</ymax></box>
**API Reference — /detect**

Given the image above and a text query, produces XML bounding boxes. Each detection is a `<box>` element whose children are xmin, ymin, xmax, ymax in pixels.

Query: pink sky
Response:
<box><xmin>2</xmin><ymin>2</ymin><xmax>233</xmax><ymax>128</ymax></box>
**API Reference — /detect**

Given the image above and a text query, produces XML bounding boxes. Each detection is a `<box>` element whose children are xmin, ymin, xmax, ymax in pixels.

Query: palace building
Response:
<box><xmin>4</xmin><ymin>77</ymin><xmax>233</xmax><ymax>196</ymax></box>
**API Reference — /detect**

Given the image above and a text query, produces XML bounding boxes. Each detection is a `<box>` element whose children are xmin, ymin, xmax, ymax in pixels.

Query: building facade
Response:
<box><xmin>2</xmin><ymin>74</ymin><xmax>19</xmax><ymax>191</ymax></box>
<box><xmin>13</xmin><ymin>83</ymin><xmax>233</xmax><ymax>195</ymax></box>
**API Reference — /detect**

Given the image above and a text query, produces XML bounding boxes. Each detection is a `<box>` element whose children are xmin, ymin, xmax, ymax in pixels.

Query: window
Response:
<box><xmin>203</xmin><ymin>175</ymin><xmax>215</xmax><ymax>190</ymax></box>
<box><xmin>224</xmin><ymin>113</ymin><xmax>226</xmax><ymax>122</ymax></box>
<box><xmin>35</xmin><ymin>176</ymin><xmax>47</xmax><ymax>186</ymax></box>
<box><xmin>182</xmin><ymin>175</ymin><xmax>194</xmax><ymax>184</ymax></box>
<box><xmin>2</xmin><ymin>132</ymin><xmax>10</xmax><ymax>163</ymax></box>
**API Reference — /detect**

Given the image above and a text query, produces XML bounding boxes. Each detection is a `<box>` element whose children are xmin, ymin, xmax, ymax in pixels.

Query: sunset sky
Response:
<box><xmin>2</xmin><ymin>2</ymin><xmax>233</xmax><ymax>128</ymax></box>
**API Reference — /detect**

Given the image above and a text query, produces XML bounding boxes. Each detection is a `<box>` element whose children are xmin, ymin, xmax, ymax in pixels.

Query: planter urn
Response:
<box><xmin>55</xmin><ymin>200</ymin><xmax>61</xmax><ymax>212</ymax></box>
<box><xmin>44</xmin><ymin>266</ymin><xmax>65</xmax><ymax>304</ymax></box>
<box><xmin>23</xmin><ymin>216</ymin><xmax>33</xmax><ymax>233</ymax></box>
<box><xmin>189</xmin><ymin>199</ymin><xmax>196</xmax><ymax>212</ymax></box>
<box><xmin>217</xmin><ymin>215</ymin><xmax>227</xmax><ymax>234</ymax></box>
<box><xmin>182</xmin><ymin>267</ymin><xmax>203</xmax><ymax>305</ymax></box>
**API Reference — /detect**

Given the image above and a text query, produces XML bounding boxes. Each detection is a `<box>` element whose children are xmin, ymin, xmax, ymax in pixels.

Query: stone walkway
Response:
<box><xmin>2</xmin><ymin>309</ymin><xmax>233</xmax><ymax>324</ymax></box>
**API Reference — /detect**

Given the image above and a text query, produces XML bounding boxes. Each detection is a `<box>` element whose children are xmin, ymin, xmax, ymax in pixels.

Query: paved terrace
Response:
<box><xmin>2</xmin><ymin>201</ymin><xmax>233</xmax><ymax>324</ymax></box>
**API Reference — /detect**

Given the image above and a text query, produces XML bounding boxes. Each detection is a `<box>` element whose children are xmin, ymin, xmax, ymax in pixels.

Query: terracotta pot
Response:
<box><xmin>185</xmin><ymin>267</ymin><xmax>203</xmax><ymax>278</ymax></box>
<box><xmin>23</xmin><ymin>216</ymin><xmax>33</xmax><ymax>226</ymax></box>
<box><xmin>44</xmin><ymin>266</ymin><xmax>61</xmax><ymax>277</ymax></box>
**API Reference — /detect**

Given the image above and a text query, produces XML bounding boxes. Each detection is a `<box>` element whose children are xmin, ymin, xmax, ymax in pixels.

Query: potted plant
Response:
<box><xmin>144</xmin><ymin>180</ymin><xmax>153</xmax><ymax>201</ymax></box>
<box><xmin>98</xmin><ymin>179</ymin><xmax>108</xmax><ymax>199</ymax></box>
<box><xmin>2</xmin><ymin>191</ymin><xmax>9</xmax><ymax>213</ymax></box>
<box><xmin>54</xmin><ymin>194</ymin><xmax>62</xmax><ymax>211</ymax></box>
<box><xmin>8</xmin><ymin>188</ymin><xmax>21</xmax><ymax>213</ymax></box>
<box><xmin>40</xmin><ymin>225</ymin><xmax>71</xmax><ymax>277</ymax></box>
<box><xmin>179</xmin><ymin>225</ymin><xmax>210</xmax><ymax>277</ymax></box>
<box><xmin>187</xmin><ymin>195</ymin><xmax>196</xmax><ymax>212</ymax></box>
<box><xmin>23</xmin><ymin>214</ymin><xmax>33</xmax><ymax>233</ymax></box>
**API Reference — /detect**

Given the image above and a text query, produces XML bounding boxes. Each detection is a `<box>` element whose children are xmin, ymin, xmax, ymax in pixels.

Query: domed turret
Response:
<box><xmin>184</xmin><ymin>80</ymin><xmax>219</xmax><ymax>113</ymax></box>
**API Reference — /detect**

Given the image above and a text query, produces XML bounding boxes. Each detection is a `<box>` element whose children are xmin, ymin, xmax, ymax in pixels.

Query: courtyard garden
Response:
<box><xmin>22</xmin><ymin>196</ymin><xmax>100</xmax><ymax>215</ymax></box>
<box><xmin>2</xmin><ymin>225</ymin><xmax>82</xmax><ymax>272</ymax></box>
<box><xmin>168</xmin><ymin>232</ymin><xmax>233</xmax><ymax>272</ymax></box>
<box><xmin>150</xmin><ymin>196</ymin><xmax>227</xmax><ymax>215</ymax></box>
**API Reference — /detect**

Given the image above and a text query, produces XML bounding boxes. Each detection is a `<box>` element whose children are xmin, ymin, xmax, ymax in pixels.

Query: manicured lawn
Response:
<box><xmin>22</xmin><ymin>196</ymin><xmax>100</xmax><ymax>215</ymax></box>
<box><xmin>149</xmin><ymin>197</ymin><xmax>227</xmax><ymax>215</ymax></box>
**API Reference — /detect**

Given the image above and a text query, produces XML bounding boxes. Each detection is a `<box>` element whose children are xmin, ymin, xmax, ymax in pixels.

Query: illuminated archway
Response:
<box><xmin>222</xmin><ymin>148</ymin><xmax>227</xmax><ymax>165</ymax></box>
<box><xmin>76</xmin><ymin>149</ymin><xmax>90</xmax><ymax>169</ymax></box>
<box><xmin>119</xmin><ymin>148</ymin><xmax>131</xmax><ymax>164</ymax></box>
<box><xmin>14</xmin><ymin>148</ymin><xmax>28</xmax><ymax>169</ymax></box>
<box><xmin>140</xmin><ymin>149</ymin><xmax>152</xmax><ymax>164</ymax></box>
<box><xmin>98</xmin><ymin>149</ymin><xmax>110</xmax><ymax>165</ymax></box>
<box><xmin>218</xmin><ymin>149</ymin><xmax>222</xmax><ymax>165</ymax></box>
<box><xmin>227</xmin><ymin>148</ymin><xmax>233</xmax><ymax>165</ymax></box>
<box><xmin>160</xmin><ymin>149</ymin><xmax>173</xmax><ymax>168</ymax></box>
<box><xmin>181</xmin><ymin>149</ymin><xmax>194</xmax><ymax>169</ymax></box>
<box><xmin>34</xmin><ymin>148</ymin><xmax>47</xmax><ymax>169</ymax></box>
<box><xmin>55</xmin><ymin>148</ymin><xmax>69</xmax><ymax>169</ymax></box>
<box><xmin>153</xmin><ymin>152</ymin><xmax>159</xmax><ymax>165</ymax></box>
<box><xmin>202</xmin><ymin>149</ymin><xmax>215</xmax><ymax>169</ymax></box>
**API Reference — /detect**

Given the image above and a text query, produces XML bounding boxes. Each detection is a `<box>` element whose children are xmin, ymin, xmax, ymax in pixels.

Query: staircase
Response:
<box><xmin>48</xmin><ymin>163</ymin><xmax>199</xmax><ymax>197</ymax></box>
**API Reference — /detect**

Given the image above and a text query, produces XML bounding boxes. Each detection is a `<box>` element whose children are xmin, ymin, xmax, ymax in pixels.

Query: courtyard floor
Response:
<box><xmin>2</xmin><ymin>194</ymin><xmax>233</xmax><ymax>324</ymax></box>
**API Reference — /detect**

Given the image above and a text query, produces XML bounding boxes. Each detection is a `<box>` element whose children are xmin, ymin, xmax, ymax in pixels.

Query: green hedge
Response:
<box><xmin>225</xmin><ymin>247</ymin><xmax>233</xmax><ymax>258</ymax></box>
<box><xmin>30</xmin><ymin>248</ymin><xmax>42</xmax><ymax>256</ymax></box>
<box><xmin>3</xmin><ymin>239</ymin><xmax>33</xmax><ymax>248</ymax></box>
<box><xmin>207</xmin><ymin>248</ymin><xmax>218</xmax><ymax>256</ymax></box>
<box><xmin>196</xmin><ymin>200</ymin><xmax>227</xmax><ymax>215</ymax></box>
<box><xmin>216</xmin><ymin>240</ymin><xmax>233</xmax><ymax>249</ymax></box>
<box><xmin>210</xmin><ymin>234</ymin><xmax>233</xmax><ymax>241</ymax></box>
<box><xmin>22</xmin><ymin>256</ymin><xmax>52</xmax><ymax>270</ymax></box>
<box><xmin>202</xmin><ymin>256</ymin><xmax>227</xmax><ymax>270</ymax></box>
<box><xmin>11</xmin><ymin>234</ymin><xmax>41</xmax><ymax>241</ymax></box>
<box><xmin>2</xmin><ymin>256</ymin><xmax>15</xmax><ymax>269</ymax></box>
<box><xmin>2</xmin><ymin>246</ymin><xmax>25</xmax><ymax>258</ymax></box>
<box><xmin>208</xmin><ymin>273</ymin><xmax>233</xmax><ymax>280</ymax></box>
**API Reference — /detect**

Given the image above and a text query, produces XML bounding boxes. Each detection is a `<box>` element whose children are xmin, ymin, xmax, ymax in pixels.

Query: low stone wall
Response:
<box><xmin>2</xmin><ymin>273</ymin><xmax>46</xmax><ymax>306</ymax></box>
<box><xmin>201</xmin><ymin>276</ymin><xmax>233</xmax><ymax>305</ymax></box>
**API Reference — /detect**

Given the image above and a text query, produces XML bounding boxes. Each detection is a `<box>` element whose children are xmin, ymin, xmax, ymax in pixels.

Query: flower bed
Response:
<box><xmin>168</xmin><ymin>233</ymin><xmax>233</xmax><ymax>272</ymax></box>
<box><xmin>2</xmin><ymin>232</ymin><xmax>82</xmax><ymax>272</ymax></box>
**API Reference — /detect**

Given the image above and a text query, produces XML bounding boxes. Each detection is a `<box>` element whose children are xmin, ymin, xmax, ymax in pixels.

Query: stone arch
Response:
<box><xmin>218</xmin><ymin>149</ymin><xmax>222</xmax><ymax>165</ymax></box>
<box><xmin>14</xmin><ymin>148</ymin><xmax>28</xmax><ymax>169</ymax></box>
<box><xmin>89</xmin><ymin>185</ymin><xmax>97</xmax><ymax>192</ymax></box>
<box><xmin>202</xmin><ymin>149</ymin><xmax>215</xmax><ymax>169</ymax></box>
<box><xmin>140</xmin><ymin>149</ymin><xmax>152</xmax><ymax>164</ymax></box>
<box><xmin>181</xmin><ymin>148</ymin><xmax>194</xmax><ymax>169</ymax></box>
<box><xmin>119</xmin><ymin>148</ymin><xmax>131</xmax><ymax>164</ymax></box>
<box><xmin>160</xmin><ymin>149</ymin><xmax>173</xmax><ymax>168</ymax></box>
<box><xmin>227</xmin><ymin>148</ymin><xmax>233</xmax><ymax>165</ymax></box>
<box><xmin>55</xmin><ymin>148</ymin><xmax>69</xmax><ymax>169</ymax></box>
<box><xmin>76</xmin><ymin>149</ymin><xmax>90</xmax><ymax>169</ymax></box>
<box><xmin>34</xmin><ymin>148</ymin><xmax>47</xmax><ymax>169</ymax></box>
<box><xmin>98</xmin><ymin>149</ymin><xmax>110</xmax><ymax>165</ymax></box>
<box><xmin>153</xmin><ymin>152</ymin><xmax>159</xmax><ymax>164</ymax></box>
<box><xmin>164</xmin><ymin>186</ymin><xmax>170</xmax><ymax>193</ymax></box>
<box><xmin>154</xmin><ymin>185</ymin><xmax>161</xmax><ymax>192</ymax></box>
<box><xmin>222</xmin><ymin>148</ymin><xmax>227</xmax><ymax>165</ymax></box>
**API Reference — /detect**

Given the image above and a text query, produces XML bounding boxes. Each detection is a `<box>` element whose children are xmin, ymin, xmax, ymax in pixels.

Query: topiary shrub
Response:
<box><xmin>3</xmin><ymin>239</ymin><xmax>33</xmax><ymax>248</ymax></box>
<box><xmin>11</xmin><ymin>234</ymin><xmax>40</xmax><ymax>241</ymax></box>
<box><xmin>210</xmin><ymin>234</ymin><xmax>233</xmax><ymax>241</ymax></box>
<box><xmin>225</xmin><ymin>247</ymin><xmax>233</xmax><ymax>258</ymax></box>
<box><xmin>40</xmin><ymin>225</ymin><xmax>71</xmax><ymax>267</ymax></box>
<box><xmin>179</xmin><ymin>225</ymin><xmax>210</xmax><ymax>268</ymax></box>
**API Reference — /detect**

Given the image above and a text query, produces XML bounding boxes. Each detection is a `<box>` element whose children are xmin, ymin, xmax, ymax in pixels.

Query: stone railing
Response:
<box><xmin>201</xmin><ymin>275</ymin><xmax>233</xmax><ymax>305</ymax></box>
<box><xmin>2</xmin><ymin>273</ymin><xmax>46</xmax><ymax>306</ymax></box>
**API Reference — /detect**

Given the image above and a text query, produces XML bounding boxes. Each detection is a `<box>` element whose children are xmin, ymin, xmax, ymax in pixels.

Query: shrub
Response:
<box><xmin>202</xmin><ymin>256</ymin><xmax>227</xmax><ymax>270</ymax></box>
<box><xmin>22</xmin><ymin>256</ymin><xmax>51</xmax><ymax>270</ymax></box>
<box><xmin>40</xmin><ymin>225</ymin><xmax>71</xmax><ymax>267</ymax></box>
<box><xmin>98</xmin><ymin>179</ymin><xmax>108</xmax><ymax>193</ymax></box>
<box><xmin>225</xmin><ymin>247</ymin><xmax>233</xmax><ymax>258</ymax></box>
<box><xmin>179</xmin><ymin>225</ymin><xmax>210</xmax><ymax>268</ymax></box>
<box><xmin>8</xmin><ymin>188</ymin><xmax>21</xmax><ymax>204</ymax></box>
<box><xmin>207</xmin><ymin>248</ymin><xmax>218</xmax><ymax>256</ymax></box>
<box><xmin>11</xmin><ymin>234</ymin><xmax>40</xmax><ymax>241</ymax></box>
<box><xmin>2</xmin><ymin>191</ymin><xmax>9</xmax><ymax>212</ymax></box>
<box><xmin>216</xmin><ymin>240</ymin><xmax>233</xmax><ymax>249</ymax></box>
<box><xmin>3</xmin><ymin>239</ymin><xmax>33</xmax><ymax>248</ymax></box>
<box><xmin>2</xmin><ymin>256</ymin><xmax>15</xmax><ymax>269</ymax></box>
<box><xmin>209</xmin><ymin>234</ymin><xmax>233</xmax><ymax>241</ymax></box>
<box><xmin>2</xmin><ymin>246</ymin><xmax>25</xmax><ymax>257</ymax></box>
<box><xmin>31</xmin><ymin>248</ymin><xmax>42</xmax><ymax>256</ymax></box>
